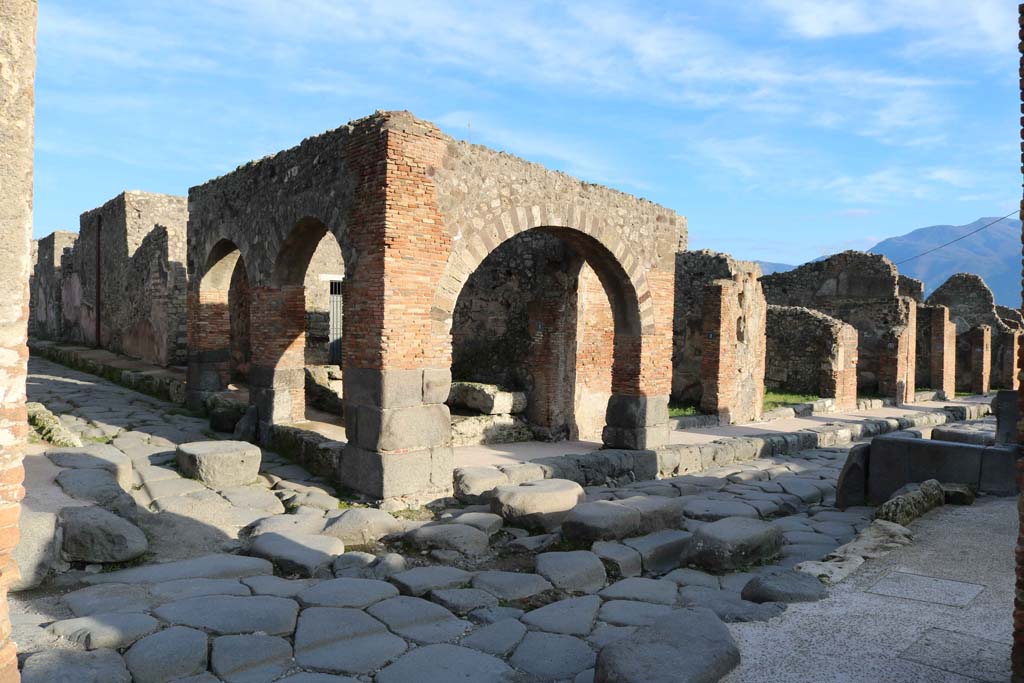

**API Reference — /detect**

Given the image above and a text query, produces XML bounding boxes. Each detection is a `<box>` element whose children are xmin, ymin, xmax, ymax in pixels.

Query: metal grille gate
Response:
<box><xmin>328</xmin><ymin>280</ymin><xmax>343</xmax><ymax>364</ymax></box>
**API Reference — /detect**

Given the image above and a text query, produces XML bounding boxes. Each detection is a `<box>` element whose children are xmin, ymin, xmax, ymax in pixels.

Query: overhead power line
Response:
<box><xmin>894</xmin><ymin>209</ymin><xmax>1020</xmax><ymax>266</ymax></box>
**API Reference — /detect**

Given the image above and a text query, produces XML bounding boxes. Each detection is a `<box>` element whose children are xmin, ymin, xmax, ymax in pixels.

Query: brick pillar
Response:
<box><xmin>573</xmin><ymin>264</ymin><xmax>614</xmax><ymax>441</ymax></box>
<box><xmin>929</xmin><ymin>305</ymin><xmax>956</xmax><ymax>400</ymax></box>
<box><xmin>970</xmin><ymin>325</ymin><xmax>992</xmax><ymax>395</ymax></box>
<box><xmin>185</xmin><ymin>287</ymin><xmax>231</xmax><ymax>410</ymax></box>
<box><xmin>699</xmin><ymin>280</ymin><xmax>735</xmax><ymax>422</ymax></box>
<box><xmin>339</xmin><ymin>113</ymin><xmax>454</xmax><ymax>501</ymax></box>
<box><xmin>1013</xmin><ymin>6</ymin><xmax>1024</xmax><ymax>680</ymax></box>
<box><xmin>524</xmin><ymin>279</ymin><xmax>578</xmax><ymax>440</ymax></box>
<box><xmin>249</xmin><ymin>285</ymin><xmax>307</xmax><ymax>432</ymax></box>
<box><xmin>879</xmin><ymin>299</ymin><xmax>916</xmax><ymax>404</ymax></box>
<box><xmin>0</xmin><ymin>2</ymin><xmax>36</xmax><ymax>680</ymax></box>
<box><xmin>832</xmin><ymin>324</ymin><xmax>859</xmax><ymax>410</ymax></box>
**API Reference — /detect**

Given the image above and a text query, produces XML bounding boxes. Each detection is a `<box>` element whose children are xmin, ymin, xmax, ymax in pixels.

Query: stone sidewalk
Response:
<box><xmin>724</xmin><ymin>497</ymin><xmax>1014</xmax><ymax>683</ymax></box>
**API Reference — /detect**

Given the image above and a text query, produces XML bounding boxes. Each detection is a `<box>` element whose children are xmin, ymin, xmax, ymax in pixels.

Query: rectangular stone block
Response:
<box><xmin>867</xmin><ymin>435</ymin><xmax>984</xmax><ymax>504</ymax></box>
<box><xmin>343</xmin><ymin>368</ymin><xmax>424</xmax><ymax>409</ymax></box>
<box><xmin>422</xmin><ymin>368</ymin><xmax>452</xmax><ymax>405</ymax></box>
<box><xmin>979</xmin><ymin>445</ymin><xmax>1019</xmax><ymax>495</ymax></box>
<box><xmin>350</xmin><ymin>403</ymin><xmax>451</xmax><ymax>452</ymax></box>
<box><xmin>604</xmin><ymin>395</ymin><xmax>670</xmax><ymax>428</ymax></box>
<box><xmin>339</xmin><ymin>444</ymin><xmax>454</xmax><ymax>499</ymax></box>
<box><xmin>995</xmin><ymin>390</ymin><xmax>1019</xmax><ymax>444</ymax></box>
<box><xmin>602</xmin><ymin>424</ymin><xmax>669</xmax><ymax>451</ymax></box>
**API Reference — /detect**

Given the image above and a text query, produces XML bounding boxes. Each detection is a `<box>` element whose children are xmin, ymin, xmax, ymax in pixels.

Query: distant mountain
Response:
<box><xmin>866</xmin><ymin>217</ymin><xmax>1022</xmax><ymax>307</ymax></box>
<box><xmin>756</xmin><ymin>261</ymin><xmax>796</xmax><ymax>276</ymax></box>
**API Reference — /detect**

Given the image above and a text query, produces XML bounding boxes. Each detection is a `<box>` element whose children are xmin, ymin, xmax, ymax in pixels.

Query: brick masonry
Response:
<box><xmin>915</xmin><ymin>303</ymin><xmax>957</xmax><ymax>400</ymax></box>
<box><xmin>928</xmin><ymin>272</ymin><xmax>1021</xmax><ymax>391</ymax></box>
<box><xmin>762</xmin><ymin>251</ymin><xmax>917</xmax><ymax>404</ymax></box>
<box><xmin>765</xmin><ymin>305</ymin><xmax>858</xmax><ymax>410</ymax></box>
<box><xmin>0</xmin><ymin>1</ymin><xmax>35</xmax><ymax>679</ymax></box>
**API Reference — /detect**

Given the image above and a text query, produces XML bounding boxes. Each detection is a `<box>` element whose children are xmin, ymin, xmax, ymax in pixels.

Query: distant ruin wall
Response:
<box><xmin>29</xmin><ymin>231</ymin><xmax>77</xmax><ymax>340</ymax></box>
<box><xmin>674</xmin><ymin>250</ymin><xmax>766</xmax><ymax>424</ymax></box>
<box><xmin>765</xmin><ymin>305</ymin><xmax>857</xmax><ymax>409</ymax></box>
<box><xmin>761</xmin><ymin>251</ymin><xmax>916</xmax><ymax>403</ymax></box>
<box><xmin>915</xmin><ymin>303</ymin><xmax>956</xmax><ymax>399</ymax></box>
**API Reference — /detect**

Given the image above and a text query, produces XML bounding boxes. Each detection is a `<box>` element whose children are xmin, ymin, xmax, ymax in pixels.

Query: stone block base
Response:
<box><xmin>338</xmin><ymin>445</ymin><xmax>453</xmax><ymax>501</ymax></box>
<box><xmin>602</xmin><ymin>424</ymin><xmax>669</xmax><ymax>450</ymax></box>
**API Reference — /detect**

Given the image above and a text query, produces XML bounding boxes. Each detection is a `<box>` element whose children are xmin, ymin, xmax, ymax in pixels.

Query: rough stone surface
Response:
<box><xmin>472</xmin><ymin>570</ymin><xmax>554</xmax><ymax>600</ymax></box>
<box><xmin>58</xmin><ymin>505</ymin><xmax>148</xmax><ymax>563</ymax></box>
<box><xmin>535</xmin><ymin>550</ymin><xmax>608</xmax><ymax>594</ymax></box>
<box><xmin>48</xmin><ymin>613</ymin><xmax>158</xmax><ymax>650</ymax></box>
<box><xmin>521</xmin><ymin>595</ymin><xmax>602</xmax><ymax>635</ymax></box>
<box><xmin>461</xmin><ymin>618</ymin><xmax>527</xmax><ymax>656</ymax></box>
<box><xmin>680</xmin><ymin>517</ymin><xmax>783</xmax><ymax>573</ymax></box>
<box><xmin>294</xmin><ymin>607</ymin><xmax>407</xmax><ymax>674</ymax></box>
<box><xmin>297</xmin><ymin>577</ymin><xmax>399</xmax><ymax>608</ymax></box>
<box><xmin>510</xmin><ymin>631</ymin><xmax>596</xmax><ymax>679</ymax></box>
<box><xmin>176</xmin><ymin>440</ymin><xmax>261</xmax><ymax>488</ymax></box>
<box><xmin>247</xmin><ymin>532</ymin><xmax>344</xmax><ymax>578</ymax></box>
<box><xmin>124</xmin><ymin>626</ymin><xmax>209</xmax><ymax>683</ymax></box>
<box><xmin>366</xmin><ymin>596</ymin><xmax>471</xmax><ymax>644</ymax></box>
<box><xmin>376</xmin><ymin>643</ymin><xmax>513</xmax><ymax>683</ymax></box>
<box><xmin>210</xmin><ymin>634</ymin><xmax>293</xmax><ymax>683</ymax></box>
<box><xmin>390</xmin><ymin>566</ymin><xmax>473</xmax><ymax>596</ymax></box>
<box><xmin>741</xmin><ymin>570</ymin><xmax>827</xmax><ymax>603</ymax></box>
<box><xmin>406</xmin><ymin>523</ymin><xmax>489</xmax><ymax>556</ymax></box>
<box><xmin>21</xmin><ymin>649</ymin><xmax>132</xmax><ymax>683</ymax></box>
<box><xmin>491</xmin><ymin>479</ymin><xmax>586</xmax><ymax>531</ymax></box>
<box><xmin>153</xmin><ymin>595</ymin><xmax>299</xmax><ymax>635</ymax></box>
<box><xmin>322</xmin><ymin>507</ymin><xmax>403</xmax><ymax>545</ymax></box>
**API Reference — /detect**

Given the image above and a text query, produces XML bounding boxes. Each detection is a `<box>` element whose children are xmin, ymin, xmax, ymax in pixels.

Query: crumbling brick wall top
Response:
<box><xmin>761</xmin><ymin>250</ymin><xmax>900</xmax><ymax>304</ymax></box>
<box><xmin>898</xmin><ymin>274</ymin><xmax>924</xmax><ymax>302</ymax></box>
<box><xmin>926</xmin><ymin>272</ymin><xmax>1014</xmax><ymax>336</ymax></box>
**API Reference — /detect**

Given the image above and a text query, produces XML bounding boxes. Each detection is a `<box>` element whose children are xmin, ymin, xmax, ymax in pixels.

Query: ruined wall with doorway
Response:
<box><xmin>673</xmin><ymin>250</ymin><xmax>766</xmax><ymax>424</ymax></box>
<box><xmin>927</xmin><ymin>273</ymin><xmax>1019</xmax><ymax>390</ymax></box>
<box><xmin>303</xmin><ymin>233</ymin><xmax>345</xmax><ymax>367</ymax></box>
<box><xmin>28</xmin><ymin>231</ymin><xmax>77</xmax><ymax>340</ymax></box>
<box><xmin>52</xmin><ymin>191</ymin><xmax>188</xmax><ymax>367</ymax></box>
<box><xmin>765</xmin><ymin>305</ymin><xmax>858</xmax><ymax>409</ymax></box>
<box><xmin>761</xmin><ymin>251</ymin><xmax>916</xmax><ymax>403</ymax></box>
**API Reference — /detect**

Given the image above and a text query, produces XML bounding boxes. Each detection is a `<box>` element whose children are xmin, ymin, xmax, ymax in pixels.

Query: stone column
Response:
<box><xmin>0</xmin><ymin>1</ymin><xmax>36</xmax><ymax>680</ymax></box>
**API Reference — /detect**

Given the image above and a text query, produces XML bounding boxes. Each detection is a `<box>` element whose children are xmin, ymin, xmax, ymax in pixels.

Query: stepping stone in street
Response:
<box><xmin>446</xmin><ymin>511</ymin><xmax>504</xmax><ymax>536</ymax></box>
<box><xmin>562</xmin><ymin>501</ymin><xmax>643</xmax><ymax>542</ymax></box>
<box><xmin>153</xmin><ymin>595</ymin><xmax>299</xmax><ymax>635</ymax></box>
<box><xmin>591</xmin><ymin>541</ymin><xmax>643</xmax><ymax>579</ymax></box>
<box><xmin>297</xmin><ymin>577</ymin><xmax>399</xmax><ymax>608</ymax></box>
<box><xmin>47</xmin><ymin>613</ymin><xmax>158</xmax><ymax>650</ymax></box>
<box><xmin>471</xmin><ymin>570</ymin><xmax>554</xmax><ymax>601</ymax></box>
<box><xmin>521</xmin><ymin>595</ymin><xmax>601</xmax><ymax>636</ymax></box>
<box><xmin>490</xmin><ymin>479</ymin><xmax>586</xmax><ymax>531</ymax></box>
<box><xmin>176</xmin><ymin>440</ymin><xmax>261</xmax><ymax>488</ymax></box>
<box><xmin>598</xmin><ymin>577</ymin><xmax>678</xmax><ymax>605</ymax></box>
<box><xmin>322</xmin><ymin>507</ymin><xmax>404</xmax><ymax>545</ymax></box>
<box><xmin>376</xmin><ymin>644</ymin><xmax>513</xmax><ymax>683</ymax></box>
<box><xmin>390</xmin><ymin>566</ymin><xmax>473</xmax><ymax>596</ymax></box>
<box><xmin>454</xmin><ymin>466</ymin><xmax>510</xmax><ymax>503</ymax></box>
<box><xmin>124</xmin><ymin>626</ymin><xmax>209</xmax><ymax>683</ymax></box>
<box><xmin>21</xmin><ymin>648</ymin><xmax>131</xmax><ymax>683</ymax></box>
<box><xmin>366</xmin><ymin>596</ymin><xmax>472</xmax><ymax>644</ymax></box>
<box><xmin>247</xmin><ymin>532</ymin><xmax>344</xmax><ymax>578</ymax></box>
<box><xmin>460</xmin><ymin>618</ymin><xmax>527</xmax><ymax>656</ymax></box>
<box><xmin>405</xmin><ymin>523</ymin><xmax>489</xmax><ymax>556</ymax></box>
<box><xmin>594</xmin><ymin>607</ymin><xmax>740</xmax><ymax>683</ymax></box>
<box><xmin>509</xmin><ymin>631</ymin><xmax>596</xmax><ymax>680</ymax></box>
<box><xmin>211</xmin><ymin>634</ymin><xmax>293</xmax><ymax>683</ymax></box>
<box><xmin>535</xmin><ymin>550</ymin><xmax>607</xmax><ymax>594</ymax></box>
<box><xmin>294</xmin><ymin>607</ymin><xmax>407</xmax><ymax>674</ymax></box>
<box><xmin>623</xmin><ymin>529</ymin><xmax>692</xmax><ymax>575</ymax></box>
<box><xmin>84</xmin><ymin>553</ymin><xmax>272</xmax><ymax>585</ymax></box>
<box><xmin>679</xmin><ymin>517</ymin><xmax>783</xmax><ymax>573</ymax></box>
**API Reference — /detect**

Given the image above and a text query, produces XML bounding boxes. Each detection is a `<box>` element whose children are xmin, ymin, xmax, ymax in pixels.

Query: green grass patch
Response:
<box><xmin>668</xmin><ymin>400</ymin><xmax>702</xmax><ymax>417</ymax></box>
<box><xmin>763</xmin><ymin>391</ymin><xmax>820</xmax><ymax>411</ymax></box>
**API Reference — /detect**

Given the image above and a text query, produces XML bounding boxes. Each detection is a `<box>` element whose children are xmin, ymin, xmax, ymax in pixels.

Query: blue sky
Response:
<box><xmin>34</xmin><ymin>0</ymin><xmax>1019</xmax><ymax>265</ymax></box>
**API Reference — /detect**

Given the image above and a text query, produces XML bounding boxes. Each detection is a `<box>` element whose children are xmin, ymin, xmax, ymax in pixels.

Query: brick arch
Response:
<box><xmin>433</xmin><ymin>208</ymin><xmax>656</xmax><ymax>336</ymax></box>
<box><xmin>200</xmin><ymin>238</ymin><xmax>251</xmax><ymax>292</ymax></box>
<box><xmin>270</xmin><ymin>216</ymin><xmax>346</xmax><ymax>288</ymax></box>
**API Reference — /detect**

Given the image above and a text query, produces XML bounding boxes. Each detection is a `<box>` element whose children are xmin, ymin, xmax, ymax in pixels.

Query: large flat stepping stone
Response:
<box><xmin>594</xmin><ymin>607</ymin><xmax>739</xmax><ymax>683</ymax></box>
<box><xmin>176</xmin><ymin>440</ymin><xmax>261</xmax><ymax>488</ymax></box>
<box><xmin>406</xmin><ymin>523</ymin><xmax>489</xmax><ymax>556</ymax></box>
<box><xmin>124</xmin><ymin>626</ymin><xmax>209</xmax><ymax>683</ymax></box>
<box><xmin>535</xmin><ymin>550</ymin><xmax>607</xmax><ymax>593</ymax></box>
<box><xmin>153</xmin><ymin>595</ymin><xmax>299</xmax><ymax>635</ymax></box>
<box><xmin>681</xmin><ymin>499</ymin><xmax>760</xmax><ymax>522</ymax></box>
<box><xmin>390</xmin><ymin>566</ymin><xmax>473</xmax><ymax>596</ymax></box>
<box><xmin>598</xmin><ymin>600</ymin><xmax>676</xmax><ymax>627</ymax></box>
<box><xmin>599</xmin><ymin>578</ymin><xmax>677</xmax><ymax>605</ymax></box>
<box><xmin>509</xmin><ymin>631</ymin><xmax>596</xmax><ymax>679</ymax></box>
<box><xmin>22</xmin><ymin>648</ymin><xmax>131</xmax><ymax>683</ymax></box>
<box><xmin>562</xmin><ymin>501</ymin><xmax>643</xmax><ymax>542</ymax></box>
<box><xmin>376</xmin><ymin>643</ymin><xmax>513</xmax><ymax>683</ymax></box>
<box><xmin>297</xmin><ymin>577</ymin><xmax>399</xmax><ymax>608</ymax></box>
<box><xmin>741</xmin><ymin>570</ymin><xmax>827</xmax><ymax>603</ymax></box>
<box><xmin>84</xmin><ymin>553</ymin><xmax>272</xmax><ymax>585</ymax></box>
<box><xmin>322</xmin><ymin>507</ymin><xmax>404</xmax><ymax>544</ymax></box>
<box><xmin>491</xmin><ymin>479</ymin><xmax>586</xmax><ymax>531</ymax></box>
<box><xmin>47</xmin><ymin>444</ymin><xmax>133</xmax><ymax>488</ymax></box>
<box><xmin>47</xmin><ymin>612</ymin><xmax>157</xmax><ymax>650</ymax></box>
<box><xmin>592</xmin><ymin>541</ymin><xmax>643</xmax><ymax>579</ymax></box>
<box><xmin>454</xmin><ymin>466</ymin><xmax>510</xmax><ymax>502</ymax></box>
<box><xmin>63</xmin><ymin>583</ymin><xmax>154</xmax><ymax>617</ymax></box>
<box><xmin>242</xmin><ymin>575</ymin><xmax>316</xmax><ymax>598</ymax></box>
<box><xmin>472</xmin><ymin>570</ymin><xmax>554</xmax><ymax>600</ymax></box>
<box><xmin>294</xmin><ymin>607</ymin><xmax>407</xmax><ymax>674</ymax></box>
<box><xmin>247</xmin><ymin>531</ymin><xmax>344</xmax><ymax>578</ymax></box>
<box><xmin>58</xmin><ymin>506</ymin><xmax>147</xmax><ymax>564</ymax></box>
<box><xmin>680</xmin><ymin>517</ymin><xmax>783</xmax><ymax>573</ymax></box>
<box><xmin>211</xmin><ymin>634</ymin><xmax>293</xmax><ymax>683</ymax></box>
<box><xmin>366</xmin><ymin>596</ymin><xmax>472</xmax><ymax>643</ymax></box>
<box><xmin>521</xmin><ymin>595</ymin><xmax>601</xmax><ymax>635</ymax></box>
<box><xmin>460</xmin><ymin>618</ymin><xmax>527</xmax><ymax>656</ymax></box>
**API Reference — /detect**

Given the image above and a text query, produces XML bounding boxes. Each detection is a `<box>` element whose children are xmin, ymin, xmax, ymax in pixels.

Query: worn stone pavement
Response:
<box><xmin>9</xmin><ymin>356</ymin><xmax>1009</xmax><ymax>683</ymax></box>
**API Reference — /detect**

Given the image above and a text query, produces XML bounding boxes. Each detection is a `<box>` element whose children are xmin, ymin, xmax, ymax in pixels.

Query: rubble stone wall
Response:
<box><xmin>765</xmin><ymin>305</ymin><xmax>858</xmax><ymax>409</ymax></box>
<box><xmin>927</xmin><ymin>273</ymin><xmax>1020</xmax><ymax>390</ymax></box>
<box><xmin>761</xmin><ymin>251</ymin><xmax>916</xmax><ymax>403</ymax></box>
<box><xmin>28</xmin><ymin>231</ymin><xmax>76</xmax><ymax>340</ymax></box>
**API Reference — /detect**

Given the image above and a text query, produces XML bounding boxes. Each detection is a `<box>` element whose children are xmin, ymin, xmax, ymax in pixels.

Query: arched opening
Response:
<box><xmin>448</xmin><ymin>227</ymin><xmax>638</xmax><ymax>447</ymax></box>
<box><xmin>258</xmin><ymin>217</ymin><xmax>346</xmax><ymax>430</ymax></box>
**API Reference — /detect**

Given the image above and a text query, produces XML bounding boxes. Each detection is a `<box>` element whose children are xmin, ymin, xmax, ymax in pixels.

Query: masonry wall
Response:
<box><xmin>57</xmin><ymin>192</ymin><xmax>188</xmax><ymax>367</ymax></box>
<box><xmin>673</xmin><ymin>250</ymin><xmax>766</xmax><ymax>424</ymax></box>
<box><xmin>28</xmin><ymin>231</ymin><xmax>76</xmax><ymax>340</ymax></box>
<box><xmin>574</xmin><ymin>264</ymin><xmax>614</xmax><ymax>441</ymax></box>
<box><xmin>303</xmin><ymin>233</ymin><xmax>345</xmax><ymax>367</ymax></box>
<box><xmin>927</xmin><ymin>273</ymin><xmax>1019</xmax><ymax>390</ymax></box>
<box><xmin>0</xmin><ymin>1</ymin><xmax>36</xmax><ymax>678</ymax></box>
<box><xmin>915</xmin><ymin>303</ymin><xmax>956</xmax><ymax>399</ymax></box>
<box><xmin>765</xmin><ymin>305</ymin><xmax>858</xmax><ymax>409</ymax></box>
<box><xmin>761</xmin><ymin>251</ymin><xmax>916</xmax><ymax>403</ymax></box>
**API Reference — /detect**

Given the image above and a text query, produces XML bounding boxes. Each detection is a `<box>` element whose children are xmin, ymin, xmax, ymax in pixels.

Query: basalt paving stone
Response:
<box><xmin>867</xmin><ymin>571</ymin><xmax>985</xmax><ymax>607</ymax></box>
<box><xmin>296</xmin><ymin>577</ymin><xmax>399</xmax><ymax>608</ymax></box>
<box><xmin>366</xmin><ymin>595</ymin><xmax>472</xmax><ymax>644</ymax></box>
<box><xmin>153</xmin><ymin>595</ymin><xmax>299</xmax><ymax>635</ymax></box>
<box><xmin>21</xmin><ymin>648</ymin><xmax>131</xmax><ymax>683</ymax></box>
<box><xmin>521</xmin><ymin>595</ymin><xmax>602</xmax><ymax>636</ymax></box>
<box><xmin>149</xmin><ymin>578</ymin><xmax>251</xmax><ymax>602</ymax></box>
<box><xmin>376</xmin><ymin>643</ymin><xmax>514</xmax><ymax>683</ymax></box>
<box><xmin>277</xmin><ymin>675</ymin><xmax>360</xmax><ymax>683</ymax></box>
<box><xmin>598</xmin><ymin>577</ymin><xmax>678</xmax><ymax>605</ymax></box>
<box><xmin>535</xmin><ymin>550</ymin><xmax>607</xmax><ymax>594</ymax></box>
<box><xmin>241</xmin><ymin>575</ymin><xmax>317</xmax><ymax>598</ymax></box>
<box><xmin>471</xmin><ymin>571</ymin><xmax>554</xmax><ymax>601</ymax></box>
<box><xmin>64</xmin><ymin>583</ymin><xmax>154</xmax><ymax>616</ymax></box>
<box><xmin>429</xmin><ymin>588</ymin><xmax>499</xmax><ymax>615</ymax></box>
<box><xmin>210</xmin><ymin>634</ymin><xmax>293</xmax><ymax>683</ymax></box>
<box><xmin>460</xmin><ymin>618</ymin><xmax>528</xmax><ymax>656</ymax></box>
<box><xmin>47</xmin><ymin>613</ymin><xmax>159</xmax><ymax>650</ymax></box>
<box><xmin>677</xmin><ymin>585</ymin><xmax>786</xmax><ymax>623</ymax></box>
<box><xmin>470</xmin><ymin>606</ymin><xmax>526</xmax><ymax>624</ymax></box>
<box><xmin>390</xmin><ymin>566</ymin><xmax>473</xmax><ymax>596</ymax></box>
<box><xmin>84</xmin><ymin>553</ymin><xmax>273</xmax><ymax>585</ymax></box>
<box><xmin>587</xmin><ymin>622</ymin><xmax>637</xmax><ymax>649</ymax></box>
<box><xmin>899</xmin><ymin>628</ymin><xmax>1012</xmax><ymax>683</ymax></box>
<box><xmin>124</xmin><ymin>626</ymin><xmax>209</xmax><ymax>683</ymax></box>
<box><xmin>294</xmin><ymin>607</ymin><xmax>407</xmax><ymax>674</ymax></box>
<box><xmin>509</xmin><ymin>631</ymin><xmax>596</xmax><ymax>679</ymax></box>
<box><xmin>598</xmin><ymin>600</ymin><xmax>675</xmax><ymax>627</ymax></box>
